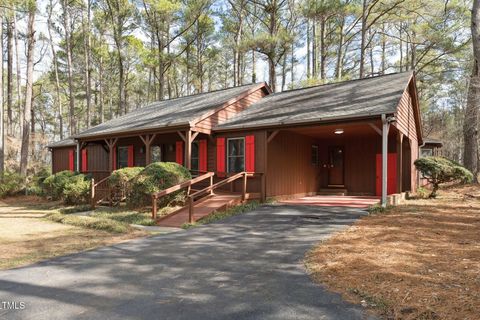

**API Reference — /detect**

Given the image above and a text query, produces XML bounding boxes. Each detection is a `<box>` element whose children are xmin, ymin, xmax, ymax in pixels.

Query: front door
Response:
<box><xmin>328</xmin><ymin>146</ymin><xmax>344</xmax><ymax>186</ymax></box>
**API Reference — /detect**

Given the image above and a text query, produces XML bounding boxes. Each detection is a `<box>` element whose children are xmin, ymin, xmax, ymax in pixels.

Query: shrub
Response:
<box><xmin>108</xmin><ymin>167</ymin><xmax>143</xmax><ymax>198</ymax></box>
<box><xmin>414</xmin><ymin>156</ymin><xmax>473</xmax><ymax>198</ymax></box>
<box><xmin>128</xmin><ymin>162</ymin><xmax>191</xmax><ymax>208</ymax></box>
<box><xmin>27</xmin><ymin>167</ymin><xmax>52</xmax><ymax>196</ymax></box>
<box><xmin>43</xmin><ymin>171</ymin><xmax>91</xmax><ymax>204</ymax></box>
<box><xmin>43</xmin><ymin>170</ymin><xmax>76</xmax><ymax>200</ymax></box>
<box><xmin>0</xmin><ymin>171</ymin><xmax>25</xmax><ymax>198</ymax></box>
<box><xmin>63</xmin><ymin>174</ymin><xmax>91</xmax><ymax>205</ymax></box>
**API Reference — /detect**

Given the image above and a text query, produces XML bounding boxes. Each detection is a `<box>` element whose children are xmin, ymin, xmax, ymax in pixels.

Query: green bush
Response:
<box><xmin>108</xmin><ymin>167</ymin><xmax>144</xmax><ymax>198</ymax></box>
<box><xmin>128</xmin><ymin>162</ymin><xmax>191</xmax><ymax>208</ymax></box>
<box><xmin>43</xmin><ymin>171</ymin><xmax>91</xmax><ymax>204</ymax></box>
<box><xmin>43</xmin><ymin>170</ymin><xmax>76</xmax><ymax>200</ymax></box>
<box><xmin>27</xmin><ymin>167</ymin><xmax>52</xmax><ymax>196</ymax></box>
<box><xmin>63</xmin><ymin>174</ymin><xmax>91</xmax><ymax>205</ymax></box>
<box><xmin>414</xmin><ymin>156</ymin><xmax>473</xmax><ymax>198</ymax></box>
<box><xmin>0</xmin><ymin>171</ymin><xmax>25</xmax><ymax>198</ymax></box>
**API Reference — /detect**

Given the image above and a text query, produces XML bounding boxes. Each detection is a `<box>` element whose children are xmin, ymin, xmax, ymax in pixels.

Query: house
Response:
<box><xmin>421</xmin><ymin>139</ymin><xmax>443</xmax><ymax>157</ymax></box>
<box><xmin>48</xmin><ymin>72</ymin><xmax>423</xmax><ymax>207</ymax></box>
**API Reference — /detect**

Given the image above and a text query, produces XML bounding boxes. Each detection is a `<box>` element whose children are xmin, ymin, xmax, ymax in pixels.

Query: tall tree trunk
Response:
<box><xmin>14</xmin><ymin>12</ymin><xmax>22</xmax><ymax>136</ymax></box>
<box><xmin>6</xmin><ymin>17</ymin><xmax>13</xmax><ymax>135</ymax></box>
<box><xmin>47</xmin><ymin>0</ymin><xmax>63</xmax><ymax>139</ymax></box>
<box><xmin>319</xmin><ymin>18</ymin><xmax>326</xmax><ymax>80</ymax></box>
<box><xmin>251</xmin><ymin>49</ymin><xmax>256</xmax><ymax>83</ymax></box>
<box><xmin>99</xmin><ymin>55</ymin><xmax>104</xmax><ymax>123</ymax></box>
<box><xmin>359</xmin><ymin>0</ymin><xmax>368</xmax><ymax>78</ymax></box>
<box><xmin>307</xmin><ymin>19</ymin><xmax>311</xmax><ymax>79</ymax></box>
<box><xmin>335</xmin><ymin>17</ymin><xmax>345</xmax><ymax>80</ymax></box>
<box><xmin>463</xmin><ymin>0</ymin><xmax>480</xmax><ymax>182</ymax></box>
<box><xmin>281</xmin><ymin>53</ymin><xmax>286</xmax><ymax>91</ymax></box>
<box><xmin>83</xmin><ymin>0</ymin><xmax>92</xmax><ymax>128</ymax></box>
<box><xmin>20</xmin><ymin>4</ymin><xmax>36</xmax><ymax>177</ymax></box>
<box><xmin>0</xmin><ymin>17</ymin><xmax>4</xmax><ymax>176</ymax></box>
<box><xmin>312</xmin><ymin>19</ymin><xmax>316</xmax><ymax>77</ymax></box>
<box><xmin>381</xmin><ymin>23</ymin><xmax>386</xmax><ymax>73</ymax></box>
<box><xmin>62</xmin><ymin>0</ymin><xmax>76</xmax><ymax>135</ymax></box>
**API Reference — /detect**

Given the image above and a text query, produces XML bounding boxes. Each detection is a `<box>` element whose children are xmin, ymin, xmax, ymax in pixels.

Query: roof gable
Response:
<box><xmin>74</xmin><ymin>82</ymin><xmax>269</xmax><ymax>139</ymax></box>
<box><xmin>215</xmin><ymin>72</ymin><xmax>415</xmax><ymax>130</ymax></box>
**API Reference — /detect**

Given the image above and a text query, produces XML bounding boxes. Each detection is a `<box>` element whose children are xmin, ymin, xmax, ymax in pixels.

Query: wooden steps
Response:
<box><xmin>318</xmin><ymin>188</ymin><xmax>347</xmax><ymax>196</ymax></box>
<box><xmin>157</xmin><ymin>193</ymin><xmax>243</xmax><ymax>228</ymax></box>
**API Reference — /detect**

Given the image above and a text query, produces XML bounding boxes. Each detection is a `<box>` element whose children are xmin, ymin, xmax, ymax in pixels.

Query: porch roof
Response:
<box><xmin>74</xmin><ymin>82</ymin><xmax>266</xmax><ymax>139</ymax></box>
<box><xmin>47</xmin><ymin>137</ymin><xmax>76</xmax><ymax>148</ymax></box>
<box><xmin>214</xmin><ymin>72</ymin><xmax>414</xmax><ymax>131</ymax></box>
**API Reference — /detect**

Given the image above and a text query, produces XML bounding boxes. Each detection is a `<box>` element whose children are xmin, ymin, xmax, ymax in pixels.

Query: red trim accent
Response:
<box><xmin>376</xmin><ymin>153</ymin><xmax>397</xmax><ymax>196</ymax></box>
<box><xmin>113</xmin><ymin>147</ymin><xmax>117</xmax><ymax>171</ymax></box>
<box><xmin>245</xmin><ymin>135</ymin><xmax>255</xmax><ymax>172</ymax></box>
<box><xmin>176</xmin><ymin>141</ymin><xmax>184</xmax><ymax>165</ymax></box>
<box><xmin>216</xmin><ymin>137</ymin><xmax>226</xmax><ymax>177</ymax></box>
<box><xmin>127</xmin><ymin>145</ymin><xmax>134</xmax><ymax>167</ymax></box>
<box><xmin>81</xmin><ymin>149</ymin><xmax>88</xmax><ymax>172</ymax></box>
<box><xmin>199</xmin><ymin>140</ymin><xmax>207</xmax><ymax>172</ymax></box>
<box><xmin>68</xmin><ymin>149</ymin><xmax>75</xmax><ymax>171</ymax></box>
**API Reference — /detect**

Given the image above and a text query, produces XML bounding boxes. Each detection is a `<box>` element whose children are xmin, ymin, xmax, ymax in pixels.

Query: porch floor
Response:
<box><xmin>279</xmin><ymin>195</ymin><xmax>380</xmax><ymax>208</ymax></box>
<box><xmin>157</xmin><ymin>194</ymin><xmax>243</xmax><ymax>228</ymax></box>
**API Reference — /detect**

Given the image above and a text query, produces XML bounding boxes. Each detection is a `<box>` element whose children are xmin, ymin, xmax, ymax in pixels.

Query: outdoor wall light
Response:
<box><xmin>334</xmin><ymin>129</ymin><xmax>344</xmax><ymax>134</ymax></box>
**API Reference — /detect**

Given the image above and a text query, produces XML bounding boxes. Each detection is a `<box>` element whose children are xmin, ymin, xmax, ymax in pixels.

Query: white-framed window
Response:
<box><xmin>227</xmin><ymin>137</ymin><xmax>245</xmax><ymax>173</ymax></box>
<box><xmin>151</xmin><ymin>145</ymin><xmax>162</xmax><ymax>163</ymax></box>
<box><xmin>421</xmin><ymin>148</ymin><xmax>433</xmax><ymax>157</ymax></box>
<box><xmin>311</xmin><ymin>145</ymin><xmax>319</xmax><ymax>166</ymax></box>
<box><xmin>117</xmin><ymin>146</ymin><xmax>129</xmax><ymax>169</ymax></box>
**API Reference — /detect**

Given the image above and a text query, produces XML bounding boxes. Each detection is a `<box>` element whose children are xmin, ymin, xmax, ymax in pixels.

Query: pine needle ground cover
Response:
<box><xmin>306</xmin><ymin>184</ymin><xmax>480</xmax><ymax>320</ymax></box>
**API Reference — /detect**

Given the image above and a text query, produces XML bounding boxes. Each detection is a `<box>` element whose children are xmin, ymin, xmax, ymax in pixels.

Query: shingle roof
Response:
<box><xmin>75</xmin><ymin>83</ymin><xmax>266</xmax><ymax>139</ymax></box>
<box><xmin>47</xmin><ymin>137</ymin><xmax>76</xmax><ymax>148</ymax></box>
<box><xmin>215</xmin><ymin>72</ymin><xmax>414</xmax><ymax>130</ymax></box>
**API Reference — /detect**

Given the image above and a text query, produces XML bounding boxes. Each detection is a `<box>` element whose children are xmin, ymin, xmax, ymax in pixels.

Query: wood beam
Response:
<box><xmin>267</xmin><ymin>130</ymin><xmax>279</xmax><ymax>144</ymax></box>
<box><xmin>191</xmin><ymin>131</ymin><xmax>199</xmax><ymax>141</ymax></box>
<box><xmin>368</xmin><ymin>123</ymin><xmax>382</xmax><ymax>136</ymax></box>
<box><xmin>140</xmin><ymin>134</ymin><xmax>157</xmax><ymax>165</ymax></box>
<box><xmin>177</xmin><ymin>131</ymin><xmax>186</xmax><ymax>142</ymax></box>
<box><xmin>185</xmin><ymin>130</ymin><xmax>192</xmax><ymax>170</ymax></box>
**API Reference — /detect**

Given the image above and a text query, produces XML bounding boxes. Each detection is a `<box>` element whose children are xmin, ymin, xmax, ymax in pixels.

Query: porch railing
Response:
<box><xmin>151</xmin><ymin>172</ymin><xmax>215</xmax><ymax>219</ymax></box>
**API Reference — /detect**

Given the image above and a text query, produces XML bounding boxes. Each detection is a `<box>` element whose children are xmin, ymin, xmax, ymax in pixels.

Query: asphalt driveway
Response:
<box><xmin>0</xmin><ymin>204</ymin><xmax>373</xmax><ymax>320</ymax></box>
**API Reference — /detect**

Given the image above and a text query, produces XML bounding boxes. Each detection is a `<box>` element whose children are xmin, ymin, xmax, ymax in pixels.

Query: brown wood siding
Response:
<box><xmin>267</xmin><ymin>131</ymin><xmax>320</xmax><ymax>197</ymax></box>
<box><xmin>194</xmin><ymin>88</ymin><xmax>267</xmax><ymax>131</ymax></box>
<box><xmin>52</xmin><ymin>147</ymin><xmax>75</xmax><ymax>173</ymax></box>
<box><xmin>84</xmin><ymin>144</ymin><xmax>109</xmax><ymax>172</ymax></box>
<box><xmin>395</xmin><ymin>86</ymin><xmax>418</xmax><ymax>142</ymax></box>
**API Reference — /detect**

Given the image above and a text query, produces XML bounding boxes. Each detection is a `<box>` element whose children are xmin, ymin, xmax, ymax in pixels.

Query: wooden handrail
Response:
<box><xmin>152</xmin><ymin>172</ymin><xmax>214</xmax><ymax>198</ymax></box>
<box><xmin>93</xmin><ymin>175</ymin><xmax>110</xmax><ymax>188</ymax></box>
<box><xmin>189</xmin><ymin>172</ymin><xmax>253</xmax><ymax>200</ymax></box>
<box><xmin>151</xmin><ymin>172</ymin><xmax>215</xmax><ymax>219</ymax></box>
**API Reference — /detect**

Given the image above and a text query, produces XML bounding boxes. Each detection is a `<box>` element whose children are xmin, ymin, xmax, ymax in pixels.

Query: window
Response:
<box><xmin>421</xmin><ymin>148</ymin><xmax>433</xmax><ymax>157</ymax></box>
<box><xmin>311</xmin><ymin>145</ymin><xmax>319</xmax><ymax>166</ymax></box>
<box><xmin>151</xmin><ymin>145</ymin><xmax>162</xmax><ymax>163</ymax></box>
<box><xmin>117</xmin><ymin>146</ymin><xmax>129</xmax><ymax>169</ymax></box>
<box><xmin>227</xmin><ymin>138</ymin><xmax>245</xmax><ymax>173</ymax></box>
<box><xmin>191</xmin><ymin>142</ymin><xmax>199</xmax><ymax>171</ymax></box>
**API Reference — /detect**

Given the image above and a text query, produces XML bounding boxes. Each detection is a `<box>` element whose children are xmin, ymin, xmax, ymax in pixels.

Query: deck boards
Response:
<box><xmin>157</xmin><ymin>194</ymin><xmax>242</xmax><ymax>227</ymax></box>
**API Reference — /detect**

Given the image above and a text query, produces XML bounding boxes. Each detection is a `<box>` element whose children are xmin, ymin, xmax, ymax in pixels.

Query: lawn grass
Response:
<box><xmin>45</xmin><ymin>211</ymin><xmax>131</xmax><ymax>233</ymax></box>
<box><xmin>305</xmin><ymin>184</ymin><xmax>480</xmax><ymax>320</ymax></box>
<box><xmin>0</xmin><ymin>196</ymin><xmax>146</xmax><ymax>269</ymax></box>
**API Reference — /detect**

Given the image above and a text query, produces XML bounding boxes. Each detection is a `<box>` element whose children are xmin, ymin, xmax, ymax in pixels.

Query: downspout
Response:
<box><xmin>76</xmin><ymin>140</ymin><xmax>81</xmax><ymax>172</ymax></box>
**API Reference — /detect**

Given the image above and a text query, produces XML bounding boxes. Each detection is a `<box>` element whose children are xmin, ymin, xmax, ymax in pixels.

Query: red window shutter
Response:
<box><xmin>113</xmin><ymin>147</ymin><xmax>117</xmax><ymax>171</ymax></box>
<box><xmin>68</xmin><ymin>149</ymin><xmax>75</xmax><ymax>171</ymax></box>
<box><xmin>127</xmin><ymin>145</ymin><xmax>134</xmax><ymax>167</ymax></box>
<box><xmin>216</xmin><ymin>137</ymin><xmax>225</xmax><ymax>176</ymax></box>
<box><xmin>176</xmin><ymin>141</ymin><xmax>184</xmax><ymax>165</ymax></box>
<box><xmin>245</xmin><ymin>135</ymin><xmax>255</xmax><ymax>172</ymax></box>
<box><xmin>81</xmin><ymin>149</ymin><xmax>88</xmax><ymax>172</ymax></box>
<box><xmin>199</xmin><ymin>140</ymin><xmax>207</xmax><ymax>172</ymax></box>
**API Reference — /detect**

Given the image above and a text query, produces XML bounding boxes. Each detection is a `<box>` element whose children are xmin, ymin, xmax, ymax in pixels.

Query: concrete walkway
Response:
<box><xmin>0</xmin><ymin>204</ymin><xmax>374</xmax><ymax>320</ymax></box>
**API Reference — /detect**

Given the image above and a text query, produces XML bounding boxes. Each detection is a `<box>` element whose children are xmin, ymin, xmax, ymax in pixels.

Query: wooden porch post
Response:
<box><xmin>178</xmin><ymin>130</ymin><xmax>199</xmax><ymax>170</ymax></box>
<box><xmin>140</xmin><ymin>134</ymin><xmax>156</xmax><ymax>165</ymax></box>
<box><xmin>397</xmin><ymin>132</ymin><xmax>403</xmax><ymax>193</ymax></box>
<box><xmin>104</xmin><ymin>138</ymin><xmax>118</xmax><ymax>172</ymax></box>
<box><xmin>381</xmin><ymin>115</ymin><xmax>390</xmax><ymax>207</ymax></box>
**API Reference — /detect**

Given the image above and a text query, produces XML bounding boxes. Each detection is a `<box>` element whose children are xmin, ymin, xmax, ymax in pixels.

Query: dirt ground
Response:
<box><xmin>306</xmin><ymin>184</ymin><xmax>480</xmax><ymax>320</ymax></box>
<box><xmin>0</xmin><ymin>196</ymin><xmax>146</xmax><ymax>270</ymax></box>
